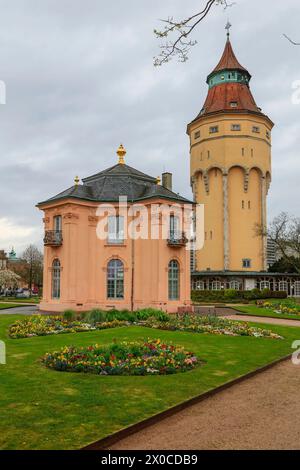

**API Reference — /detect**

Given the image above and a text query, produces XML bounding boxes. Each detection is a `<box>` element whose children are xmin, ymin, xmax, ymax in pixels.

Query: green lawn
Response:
<box><xmin>235</xmin><ymin>305</ymin><xmax>300</xmax><ymax>321</ymax></box>
<box><xmin>0</xmin><ymin>304</ymin><xmax>21</xmax><ymax>310</ymax></box>
<box><xmin>0</xmin><ymin>297</ymin><xmax>40</xmax><ymax>304</ymax></box>
<box><xmin>0</xmin><ymin>314</ymin><xmax>299</xmax><ymax>450</ymax></box>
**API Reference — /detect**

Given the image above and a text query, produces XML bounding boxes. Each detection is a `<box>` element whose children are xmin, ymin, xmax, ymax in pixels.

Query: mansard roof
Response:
<box><xmin>38</xmin><ymin>162</ymin><xmax>192</xmax><ymax>206</ymax></box>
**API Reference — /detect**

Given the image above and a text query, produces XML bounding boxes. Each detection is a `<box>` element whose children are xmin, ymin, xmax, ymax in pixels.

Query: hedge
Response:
<box><xmin>191</xmin><ymin>289</ymin><xmax>288</xmax><ymax>303</ymax></box>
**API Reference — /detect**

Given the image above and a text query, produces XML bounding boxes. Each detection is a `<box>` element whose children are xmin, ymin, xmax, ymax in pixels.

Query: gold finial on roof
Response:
<box><xmin>117</xmin><ymin>144</ymin><xmax>126</xmax><ymax>164</ymax></box>
<box><xmin>156</xmin><ymin>176</ymin><xmax>161</xmax><ymax>185</ymax></box>
<box><xmin>74</xmin><ymin>176</ymin><xmax>80</xmax><ymax>186</ymax></box>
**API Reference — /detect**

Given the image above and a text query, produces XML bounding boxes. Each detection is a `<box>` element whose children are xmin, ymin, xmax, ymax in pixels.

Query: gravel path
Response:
<box><xmin>0</xmin><ymin>305</ymin><xmax>38</xmax><ymax>315</ymax></box>
<box><xmin>225</xmin><ymin>314</ymin><xmax>300</xmax><ymax>327</ymax></box>
<box><xmin>110</xmin><ymin>359</ymin><xmax>300</xmax><ymax>450</ymax></box>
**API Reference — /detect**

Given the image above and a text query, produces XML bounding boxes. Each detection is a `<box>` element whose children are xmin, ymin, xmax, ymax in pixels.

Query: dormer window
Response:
<box><xmin>231</xmin><ymin>124</ymin><xmax>241</xmax><ymax>131</ymax></box>
<box><xmin>230</xmin><ymin>101</ymin><xmax>238</xmax><ymax>108</ymax></box>
<box><xmin>252</xmin><ymin>126</ymin><xmax>260</xmax><ymax>133</ymax></box>
<box><xmin>209</xmin><ymin>126</ymin><xmax>219</xmax><ymax>134</ymax></box>
<box><xmin>194</xmin><ymin>131</ymin><xmax>201</xmax><ymax>140</ymax></box>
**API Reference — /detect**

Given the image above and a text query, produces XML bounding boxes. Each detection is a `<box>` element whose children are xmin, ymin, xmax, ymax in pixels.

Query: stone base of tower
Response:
<box><xmin>191</xmin><ymin>271</ymin><xmax>300</xmax><ymax>297</ymax></box>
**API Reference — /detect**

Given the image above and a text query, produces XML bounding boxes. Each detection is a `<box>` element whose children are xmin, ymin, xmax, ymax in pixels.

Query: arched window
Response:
<box><xmin>294</xmin><ymin>282</ymin><xmax>300</xmax><ymax>297</ymax></box>
<box><xmin>212</xmin><ymin>281</ymin><xmax>222</xmax><ymax>291</ymax></box>
<box><xmin>52</xmin><ymin>259</ymin><xmax>61</xmax><ymax>299</ymax></box>
<box><xmin>260</xmin><ymin>281</ymin><xmax>270</xmax><ymax>291</ymax></box>
<box><xmin>107</xmin><ymin>259</ymin><xmax>124</xmax><ymax>299</ymax></box>
<box><xmin>169</xmin><ymin>260</ymin><xmax>180</xmax><ymax>300</ymax></box>
<box><xmin>230</xmin><ymin>281</ymin><xmax>241</xmax><ymax>291</ymax></box>
<box><xmin>279</xmin><ymin>281</ymin><xmax>288</xmax><ymax>293</ymax></box>
<box><xmin>195</xmin><ymin>281</ymin><xmax>205</xmax><ymax>291</ymax></box>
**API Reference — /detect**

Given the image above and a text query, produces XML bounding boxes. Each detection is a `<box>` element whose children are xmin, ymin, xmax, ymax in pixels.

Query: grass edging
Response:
<box><xmin>231</xmin><ymin>307</ymin><xmax>300</xmax><ymax>322</ymax></box>
<box><xmin>81</xmin><ymin>352</ymin><xmax>292</xmax><ymax>451</ymax></box>
<box><xmin>0</xmin><ymin>304</ymin><xmax>32</xmax><ymax>311</ymax></box>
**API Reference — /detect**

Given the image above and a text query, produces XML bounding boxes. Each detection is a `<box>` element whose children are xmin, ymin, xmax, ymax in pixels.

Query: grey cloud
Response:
<box><xmin>0</xmin><ymin>0</ymin><xmax>299</xmax><ymax>253</ymax></box>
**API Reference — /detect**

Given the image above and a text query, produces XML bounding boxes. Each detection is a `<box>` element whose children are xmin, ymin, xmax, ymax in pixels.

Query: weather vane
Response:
<box><xmin>225</xmin><ymin>20</ymin><xmax>232</xmax><ymax>39</ymax></box>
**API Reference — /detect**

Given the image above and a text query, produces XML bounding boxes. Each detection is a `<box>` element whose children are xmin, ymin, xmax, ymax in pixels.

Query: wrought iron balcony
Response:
<box><xmin>167</xmin><ymin>232</ymin><xmax>188</xmax><ymax>248</ymax></box>
<box><xmin>44</xmin><ymin>230</ymin><xmax>63</xmax><ymax>247</ymax></box>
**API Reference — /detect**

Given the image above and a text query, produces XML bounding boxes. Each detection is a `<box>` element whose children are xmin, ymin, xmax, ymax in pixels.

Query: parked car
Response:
<box><xmin>16</xmin><ymin>289</ymin><xmax>30</xmax><ymax>299</ymax></box>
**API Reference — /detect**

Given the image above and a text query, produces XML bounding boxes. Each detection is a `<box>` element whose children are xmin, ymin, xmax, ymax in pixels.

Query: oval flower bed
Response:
<box><xmin>42</xmin><ymin>339</ymin><xmax>199</xmax><ymax>376</ymax></box>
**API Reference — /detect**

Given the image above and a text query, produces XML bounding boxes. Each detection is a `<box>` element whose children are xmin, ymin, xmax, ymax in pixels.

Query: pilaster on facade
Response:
<box><xmin>222</xmin><ymin>170</ymin><xmax>229</xmax><ymax>271</ymax></box>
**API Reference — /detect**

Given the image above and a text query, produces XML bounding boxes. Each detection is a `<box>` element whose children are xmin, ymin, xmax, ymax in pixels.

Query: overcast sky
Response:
<box><xmin>0</xmin><ymin>0</ymin><xmax>299</xmax><ymax>255</ymax></box>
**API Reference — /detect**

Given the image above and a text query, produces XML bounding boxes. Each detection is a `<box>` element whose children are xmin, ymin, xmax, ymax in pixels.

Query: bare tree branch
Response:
<box><xmin>257</xmin><ymin>213</ymin><xmax>300</xmax><ymax>274</ymax></box>
<box><xmin>154</xmin><ymin>3</ymin><xmax>299</xmax><ymax>67</ymax></box>
<box><xmin>153</xmin><ymin>0</ymin><xmax>236</xmax><ymax>66</ymax></box>
<box><xmin>283</xmin><ymin>33</ymin><xmax>300</xmax><ymax>46</ymax></box>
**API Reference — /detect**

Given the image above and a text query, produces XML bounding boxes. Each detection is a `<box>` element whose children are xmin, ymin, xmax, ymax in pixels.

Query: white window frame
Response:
<box><xmin>294</xmin><ymin>282</ymin><xmax>300</xmax><ymax>297</ymax></box>
<box><xmin>212</xmin><ymin>281</ymin><xmax>222</xmax><ymax>291</ymax></box>
<box><xmin>260</xmin><ymin>281</ymin><xmax>270</xmax><ymax>290</ymax></box>
<box><xmin>108</xmin><ymin>215</ymin><xmax>125</xmax><ymax>245</ymax></box>
<box><xmin>278</xmin><ymin>281</ymin><xmax>288</xmax><ymax>293</ymax></box>
<box><xmin>230</xmin><ymin>281</ymin><xmax>241</xmax><ymax>290</ymax></box>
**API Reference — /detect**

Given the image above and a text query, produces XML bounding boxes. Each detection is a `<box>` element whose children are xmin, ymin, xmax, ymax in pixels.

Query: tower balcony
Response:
<box><xmin>167</xmin><ymin>232</ymin><xmax>188</xmax><ymax>248</ymax></box>
<box><xmin>44</xmin><ymin>230</ymin><xmax>63</xmax><ymax>247</ymax></box>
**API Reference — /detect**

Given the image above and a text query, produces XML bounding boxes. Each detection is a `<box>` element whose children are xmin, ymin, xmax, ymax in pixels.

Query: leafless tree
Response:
<box><xmin>154</xmin><ymin>1</ymin><xmax>299</xmax><ymax>66</ymax></box>
<box><xmin>22</xmin><ymin>245</ymin><xmax>43</xmax><ymax>293</ymax></box>
<box><xmin>258</xmin><ymin>213</ymin><xmax>300</xmax><ymax>274</ymax></box>
<box><xmin>153</xmin><ymin>0</ymin><xmax>236</xmax><ymax>66</ymax></box>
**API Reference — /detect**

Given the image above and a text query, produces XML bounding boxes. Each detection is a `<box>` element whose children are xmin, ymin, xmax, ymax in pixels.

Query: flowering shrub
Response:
<box><xmin>142</xmin><ymin>315</ymin><xmax>283</xmax><ymax>339</ymax></box>
<box><xmin>42</xmin><ymin>339</ymin><xmax>199</xmax><ymax>376</ymax></box>
<box><xmin>260</xmin><ymin>301</ymin><xmax>300</xmax><ymax>316</ymax></box>
<box><xmin>9</xmin><ymin>316</ymin><xmax>97</xmax><ymax>339</ymax></box>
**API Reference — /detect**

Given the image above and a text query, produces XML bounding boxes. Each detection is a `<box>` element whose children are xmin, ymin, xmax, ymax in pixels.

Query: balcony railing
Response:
<box><xmin>167</xmin><ymin>232</ymin><xmax>188</xmax><ymax>248</ymax></box>
<box><xmin>44</xmin><ymin>230</ymin><xmax>63</xmax><ymax>247</ymax></box>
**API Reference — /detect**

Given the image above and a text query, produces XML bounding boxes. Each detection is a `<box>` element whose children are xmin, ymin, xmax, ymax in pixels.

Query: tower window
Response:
<box><xmin>207</xmin><ymin>150</ymin><xmax>210</xmax><ymax>159</ymax></box>
<box><xmin>231</xmin><ymin>124</ymin><xmax>241</xmax><ymax>131</ymax></box>
<box><xmin>248</xmin><ymin>201</ymin><xmax>251</xmax><ymax>209</ymax></box>
<box><xmin>194</xmin><ymin>131</ymin><xmax>201</xmax><ymax>139</ymax></box>
<box><xmin>242</xmin><ymin>259</ymin><xmax>252</xmax><ymax>269</ymax></box>
<box><xmin>252</xmin><ymin>126</ymin><xmax>260</xmax><ymax>133</ymax></box>
<box><xmin>242</xmin><ymin>200</ymin><xmax>245</xmax><ymax>209</ymax></box>
<box><xmin>200</xmin><ymin>152</ymin><xmax>203</xmax><ymax>161</ymax></box>
<box><xmin>210</xmin><ymin>231</ymin><xmax>213</xmax><ymax>240</ymax></box>
<box><xmin>251</xmin><ymin>149</ymin><xmax>254</xmax><ymax>157</ymax></box>
<box><xmin>230</xmin><ymin>101</ymin><xmax>238</xmax><ymax>108</ymax></box>
<box><xmin>209</xmin><ymin>126</ymin><xmax>219</xmax><ymax>134</ymax></box>
<box><xmin>242</xmin><ymin>148</ymin><xmax>245</xmax><ymax>156</ymax></box>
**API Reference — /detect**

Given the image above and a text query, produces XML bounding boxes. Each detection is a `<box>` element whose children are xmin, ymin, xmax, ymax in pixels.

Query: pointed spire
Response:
<box><xmin>210</xmin><ymin>38</ymin><xmax>248</xmax><ymax>76</ymax></box>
